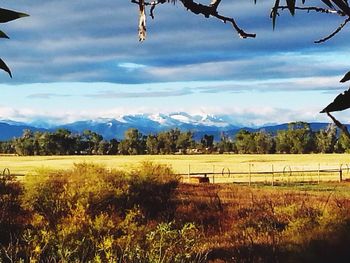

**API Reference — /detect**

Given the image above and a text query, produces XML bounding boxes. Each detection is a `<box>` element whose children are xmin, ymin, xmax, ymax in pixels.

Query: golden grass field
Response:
<box><xmin>1</xmin><ymin>154</ymin><xmax>350</xmax><ymax>183</ymax></box>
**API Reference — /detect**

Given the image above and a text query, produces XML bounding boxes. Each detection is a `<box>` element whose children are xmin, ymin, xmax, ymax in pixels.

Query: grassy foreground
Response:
<box><xmin>1</xmin><ymin>153</ymin><xmax>350</xmax><ymax>176</ymax></box>
<box><xmin>1</xmin><ymin>162</ymin><xmax>350</xmax><ymax>262</ymax></box>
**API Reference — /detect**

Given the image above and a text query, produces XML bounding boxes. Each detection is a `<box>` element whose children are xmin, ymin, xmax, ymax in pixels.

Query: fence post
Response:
<box><xmin>271</xmin><ymin>164</ymin><xmax>274</xmax><ymax>186</ymax></box>
<box><xmin>339</xmin><ymin>165</ymin><xmax>343</xmax><ymax>182</ymax></box>
<box><xmin>188</xmin><ymin>164</ymin><xmax>191</xmax><ymax>183</ymax></box>
<box><xmin>302</xmin><ymin>166</ymin><xmax>304</xmax><ymax>183</ymax></box>
<box><xmin>318</xmin><ymin>163</ymin><xmax>320</xmax><ymax>184</ymax></box>
<box><xmin>212</xmin><ymin>165</ymin><xmax>215</xmax><ymax>184</ymax></box>
<box><xmin>248</xmin><ymin>163</ymin><xmax>252</xmax><ymax>186</ymax></box>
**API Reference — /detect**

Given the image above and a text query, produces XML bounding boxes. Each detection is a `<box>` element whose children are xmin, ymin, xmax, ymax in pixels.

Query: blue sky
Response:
<box><xmin>0</xmin><ymin>0</ymin><xmax>350</xmax><ymax>126</ymax></box>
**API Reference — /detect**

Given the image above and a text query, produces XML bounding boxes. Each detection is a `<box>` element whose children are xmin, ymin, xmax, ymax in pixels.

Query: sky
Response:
<box><xmin>0</xmin><ymin>0</ymin><xmax>350</xmax><ymax>126</ymax></box>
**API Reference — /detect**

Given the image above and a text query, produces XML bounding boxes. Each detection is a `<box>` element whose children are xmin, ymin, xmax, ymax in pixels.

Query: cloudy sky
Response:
<box><xmin>0</xmin><ymin>0</ymin><xmax>350</xmax><ymax>126</ymax></box>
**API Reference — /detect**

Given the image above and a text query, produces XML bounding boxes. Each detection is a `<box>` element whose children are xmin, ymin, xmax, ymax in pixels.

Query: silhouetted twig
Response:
<box><xmin>131</xmin><ymin>0</ymin><xmax>256</xmax><ymax>40</ymax></box>
<box><xmin>276</xmin><ymin>5</ymin><xmax>346</xmax><ymax>16</ymax></box>
<box><xmin>326</xmin><ymin>112</ymin><xmax>350</xmax><ymax>139</ymax></box>
<box><xmin>315</xmin><ymin>17</ymin><xmax>350</xmax><ymax>43</ymax></box>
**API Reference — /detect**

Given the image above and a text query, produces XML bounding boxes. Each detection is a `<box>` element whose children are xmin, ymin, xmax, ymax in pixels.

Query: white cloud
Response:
<box><xmin>1</xmin><ymin>0</ymin><xmax>349</xmax><ymax>83</ymax></box>
<box><xmin>0</xmin><ymin>103</ymin><xmax>342</xmax><ymax>127</ymax></box>
<box><xmin>118</xmin><ymin>63</ymin><xmax>147</xmax><ymax>70</ymax></box>
<box><xmin>0</xmin><ymin>0</ymin><xmax>348</xmax><ymax>128</ymax></box>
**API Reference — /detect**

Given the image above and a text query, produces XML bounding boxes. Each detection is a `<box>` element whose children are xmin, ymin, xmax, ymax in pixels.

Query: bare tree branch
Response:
<box><xmin>276</xmin><ymin>5</ymin><xmax>346</xmax><ymax>16</ymax></box>
<box><xmin>179</xmin><ymin>0</ymin><xmax>256</xmax><ymax>39</ymax></box>
<box><xmin>326</xmin><ymin>112</ymin><xmax>350</xmax><ymax>140</ymax></box>
<box><xmin>138</xmin><ymin>0</ymin><xmax>147</xmax><ymax>41</ymax></box>
<box><xmin>314</xmin><ymin>17</ymin><xmax>350</xmax><ymax>43</ymax></box>
<box><xmin>274</xmin><ymin>4</ymin><xmax>349</xmax><ymax>43</ymax></box>
<box><xmin>132</xmin><ymin>0</ymin><xmax>350</xmax><ymax>43</ymax></box>
<box><xmin>131</xmin><ymin>0</ymin><xmax>256</xmax><ymax>40</ymax></box>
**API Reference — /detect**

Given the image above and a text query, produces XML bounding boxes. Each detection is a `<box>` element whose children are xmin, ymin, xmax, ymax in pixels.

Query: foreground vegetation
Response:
<box><xmin>1</xmin><ymin>162</ymin><xmax>350</xmax><ymax>262</ymax></box>
<box><xmin>2</xmin><ymin>122</ymin><xmax>350</xmax><ymax>156</ymax></box>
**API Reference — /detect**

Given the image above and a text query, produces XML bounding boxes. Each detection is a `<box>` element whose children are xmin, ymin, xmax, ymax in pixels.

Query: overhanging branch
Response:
<box><xmin>276</xmin><ymin>5</ymin><xmax>346</xmax><ymax>16</ymax></box>
<box><xmin>274</xmin><ymin>4</ymin><xmax>349</xmax><ymax>43</ymax></box>
<box><xmin>315</xmin><ymin>17</ymin><xmax>350</xmax><ymax>43</ymax></box>
<box><xmin>138</xmin><ymin>0</ymin><xmax>147</xmax><ymax>41</ymax></box>
<box><xmin>131</xmin><ymin>0</ymin><xmax>256</xmax><ymax>40</ymax></box>
<box><xmin>132</xmin><ymin>0</ymin><xmax>350</xmax><ymax>43</ymax></box>
<box><xmin>326</xmin><ymin>112</ymin><xmax>350</xmax><ymax>140</ymax></box>
<box><xmin>179</xmin><ymin>0</ymin><xmax>256</xmax><ymax>39</ymax></box>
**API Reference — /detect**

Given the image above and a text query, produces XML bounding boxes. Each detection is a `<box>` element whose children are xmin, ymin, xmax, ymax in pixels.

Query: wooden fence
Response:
<box><xmin>1</xmin><ymin>165</ymin><xmax>349</xmax><ymax>186</ymax></box>
<box><xmin>177</xmin><ymin>164</ymin><xmax>350</xmax><ymax>185</ymax></box>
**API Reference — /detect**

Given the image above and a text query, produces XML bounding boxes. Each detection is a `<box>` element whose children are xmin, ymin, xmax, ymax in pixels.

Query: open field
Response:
<box><xmin>1</xmin><ymin>154</ymin><xmax>350</xmax><ymax>183</ymax></box>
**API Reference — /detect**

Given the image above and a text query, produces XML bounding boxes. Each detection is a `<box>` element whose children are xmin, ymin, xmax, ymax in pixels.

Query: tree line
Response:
<box><xmin>1</xmin><ymin>121</ymin><xmax>350</xmax><ymax>155</ymax></box>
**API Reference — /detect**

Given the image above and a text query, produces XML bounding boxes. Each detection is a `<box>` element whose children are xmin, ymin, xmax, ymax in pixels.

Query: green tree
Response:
<box><xmin>97</xmin><ymin>140</ymin><xmax>110</xmax><ymax>155</ymax></box>
<box><xmin>335</xmin><ymin>132</ymin><xmax>350</xmax><ymax>153</ymax></box>
<box><xmin>157</xmin><ymin>132</ymin><xmax>170</xmax><ymax>154</ymax></box>
<box><xmin>168</xmin><ymin>128</ymin><xmax>181</xmax><ymax>153</ymax></box>
<box><xmin>217</xmin><ymin>132</ymin><xmax>234</xmax><ymax>153</ymax></box>
<box><xmin>108</xmin><ymin>139</ymin><xmax>119</xmax><ymax>155</ymax></box>
<box><xmin>176</xmin><ymin>131</ymin><xmax>194</xmax><ymax>154</ymax></box>
<box><xmin>119</xmin><ymin>128</ymin><xmax>145</xmax><ymax>155</ymax></box>
<box><xmin>0</xmin><ymin>141</ymin><xmax>14</xmax><ymax>154</ymax></box>
<box><xmin>14</xmin><ymin>129</ymin><xmax>35</xmax><ymax>156</ymax></box>
<box><xmin>276</xmin><ymin>122</ymin><xmax>315</xmax><ymax>154</ymax></box>
<box><xmin>276</xmin><ymin>129</ymin><xmax>292</xmax><ymax>154</ymax></box>
<box><xmin>118</xmin><ymin>139</ymin><xmax>130</xmax><ymax>155</ymax></box>
<box><xmin>234</xmin><ymin>129</ymin><xmax>256</xmax><ymax>154</ymax></box>
<box><xmin>156</xmin><ymin>129</ymin><xmax>181</xmax><ymax>154</ymax></box>
<box><xmin>288</xmin><ymin>122</ymin><xmax>315</xmax><ymax>154</ymax></box>
<box><xmin>146</xmin><ymin>134</ymin><xmax>159</xmax><ymax>154</ymax></box>
<box><xmin>254</xmin><ymin>130</ymin><xmax>275</xmax><ymax>154</ymax></box>
<box><xmin>200</xmin><ymin>134</ymin><xmax>214</xmax><ymax>152</ymax></box>
<box><xmin>51</xmin><ymin>129</ymin><xmax>77</xmax><ymax>155</ymax></box>
<box><xmin>315</xmin><ymin>124</ymin><xmax>337</xmax><ymax>153</ymax></box>
<box><xmin>37</xmin><ymin>132</ymin><xmax>61</xmax><ymax>155</ymax></box>
<box><xmin>81</xmin><ymin>130</ymin><xmax>103</xmax><ymax>154</ymax></box>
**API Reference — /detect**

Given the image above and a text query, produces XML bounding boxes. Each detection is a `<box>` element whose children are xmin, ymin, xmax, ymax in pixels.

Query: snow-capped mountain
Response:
<box><xmin>58</xmin><ymin>112</ymin><xmax>240</xmax><ymax>140</ymax></box>
<box><xmin>0</xmin><ymin>113</ymin><xmax>334</xmax><ymax>141</ymax></box>
<box><xmin>0</xmin><ymin>113</ymin><xmax>239</xmax><ymax>141</ymax></box>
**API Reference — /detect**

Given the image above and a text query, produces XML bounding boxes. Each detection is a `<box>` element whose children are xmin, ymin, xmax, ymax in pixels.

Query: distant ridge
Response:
<box><xmin>0</xmin><ymin>122</ymin><xmax>48</xmax><ymax>140</ymax></box>
<box><xmin>0</xmin><ymin>113</ymin><xmax>342</xmax><ymax>141</ymax></box>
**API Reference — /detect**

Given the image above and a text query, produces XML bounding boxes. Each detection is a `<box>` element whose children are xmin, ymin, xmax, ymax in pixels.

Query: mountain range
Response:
<box><xmin>0</xmin><ymin>112</ymin><xmax>337</xmax><ymax>141</ymax></box>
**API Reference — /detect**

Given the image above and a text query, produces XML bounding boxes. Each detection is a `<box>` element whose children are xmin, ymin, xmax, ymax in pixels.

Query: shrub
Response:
<box><xmin>127</xmin><ymin>162</ymin><xmax>179</xmax><ymax>220</ymax></box>
<box><xmin>12</xmin><ymin>162</ymin><xmax>191</xmax><ymax>262</ymax></box>
<box><xmin>23</xmin><ymin>169</ymin><xmax>70</xmax><ymax>227</ymax></box>
<box><xmin>145</xmin><ymin>222</ymin><xmax>206</xmax><ymax>263</ymax></box>
<box><xmin>0</xmin><ymin>172</ymin><xmax>28</xmax><ymax>244</ymax></box>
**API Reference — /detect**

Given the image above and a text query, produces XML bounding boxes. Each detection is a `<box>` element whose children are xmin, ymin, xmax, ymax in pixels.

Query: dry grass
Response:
<box><xmin>176</xmin><ymin>181</ymin><xmax>350</xmax><ymax>262</ymax></box>
<box><xmin>2</xmin><ymin>161</ymin><xmax>350</xmax><ymax>262</ymax></box>
<box><xmin>1</xmin><ymin>154</ymin><xmax>350</xmax><ymax>176</ymax></box>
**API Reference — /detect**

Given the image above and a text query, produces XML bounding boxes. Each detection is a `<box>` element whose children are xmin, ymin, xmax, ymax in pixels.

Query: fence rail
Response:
<box><xmin>1</xmin><ymin>164</ymin><xmax>349</xmax><ymax>186</ymax></box>
<box><xmin>177</xmin><ymin>164</ymin><xmax>350</xmax><ymax>185</ymax></box>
